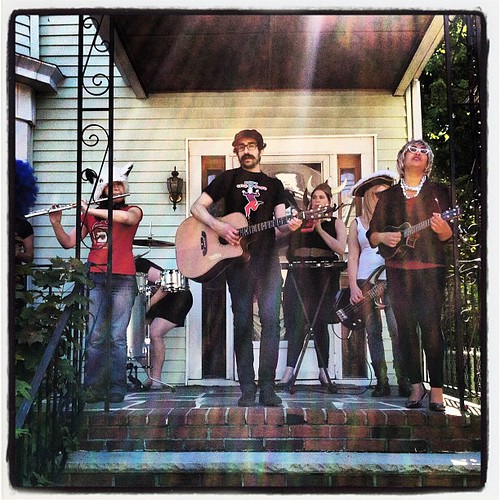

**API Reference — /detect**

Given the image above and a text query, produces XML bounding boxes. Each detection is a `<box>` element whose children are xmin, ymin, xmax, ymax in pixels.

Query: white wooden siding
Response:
<box><xmin>29</xmin><ymin>15</ymin><xmax>409</xmax><ymax>385</ymax></box>
<box><xmin>14</xmin><ymin>15</ymin><xmax>31</xmax><ymax>56</ymax></box>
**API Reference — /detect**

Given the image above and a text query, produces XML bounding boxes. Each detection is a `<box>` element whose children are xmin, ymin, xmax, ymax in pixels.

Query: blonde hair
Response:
<box><xmin>362</xmin><ymin>184</ymin><xmax>387</xmax><ymax>222</ymax></box>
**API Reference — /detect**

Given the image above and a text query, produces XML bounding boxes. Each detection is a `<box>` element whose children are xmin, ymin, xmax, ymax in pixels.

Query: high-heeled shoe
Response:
<box><xmin>429</xmin><ymin>401</ymin><xmax>446</xmax><ymax>412</ymax></box>
<box><xmin>275</xmin><ymin>372</ymin><xmax>294</xmax><ymax>390</ymax></box>
<box><xmin>275</xmin><ymin>380</ymin><xmax>293</xmax><ymax>390</ymax></box>
<box><xmin>318</xmin><ymin>368</ymin><xmax>330</xmax><ymax>387</ymax></box>
<box><xmin>405</xmin><ymin>385</ymin><xmax>428</xmax><ymax>408</ymax></box>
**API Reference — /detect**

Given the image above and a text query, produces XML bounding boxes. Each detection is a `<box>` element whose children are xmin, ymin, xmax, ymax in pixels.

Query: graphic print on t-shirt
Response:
<box><xmin>90</xmin><ymin>220</ymin><xmax>108</xmax><ymax>249</ymax></box>
<box><xmin>237</xmin><ymin>180</ymin><xmax>266</xmax><ymax>218</ymax></box>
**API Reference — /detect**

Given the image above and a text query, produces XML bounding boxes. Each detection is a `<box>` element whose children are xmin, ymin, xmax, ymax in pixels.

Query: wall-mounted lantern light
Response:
<box><xmin>167</xmin><ymin>166</ymin><xmax>183</xmax><ymax>211</ymax></box>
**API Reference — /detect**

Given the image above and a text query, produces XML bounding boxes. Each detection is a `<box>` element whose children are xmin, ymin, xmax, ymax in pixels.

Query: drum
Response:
<box><xmin>136</xmin><ymin>272</ymin><xmax>148</xmax><ymax>294</ymax></box>
<box><xmin>159</xmin><ymin>269</ymin><xmax>189</xmax><ymax>293</ymax></box>
<box><xmin>126</xmin><ymin>274</ymin><xmax>148</xmax><ymax>360</ymax></box>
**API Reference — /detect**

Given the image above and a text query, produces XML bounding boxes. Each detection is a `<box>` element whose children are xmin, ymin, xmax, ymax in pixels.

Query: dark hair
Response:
<box><xmin>232</xmin><ymin>129</ymin><xmax>266</xmax><ymax>152</ymax></box>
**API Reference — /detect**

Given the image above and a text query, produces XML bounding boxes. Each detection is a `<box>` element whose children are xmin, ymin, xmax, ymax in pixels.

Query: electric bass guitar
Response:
<box><xmin>334</xmin><ymin>266</ymin><xmax>387</xmax><ymax>331</ymax></box>
<box><xmin>377</xmin><ymin>206</ymin><xmax>462</xmax><ymax>260</ymax></box>
<box><xmin>175</xmin><ymin>206</ymin><xmax>337</xmax><ymax>283</ymax></box>
<box><xmin>334</xmin><ymin>281</ymin><xmax>387</xmax><ymax>331</ymax></box>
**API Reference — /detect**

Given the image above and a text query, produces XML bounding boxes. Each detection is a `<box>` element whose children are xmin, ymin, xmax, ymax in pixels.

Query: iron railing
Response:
<box><xmin>12</xmin><ymin>278</ymin><xmax>87</xmax><ymax>487</ymax></box>
<box><xmin>442</xmin><ymin>259</ymin><xmax>482</xmax><ymax>406</ymax></box>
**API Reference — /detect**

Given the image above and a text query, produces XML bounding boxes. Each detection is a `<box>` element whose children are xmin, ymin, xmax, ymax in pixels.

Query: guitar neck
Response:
<box><xmin>364</xmin><ymin>281</ymin><xmax>386</xmax><ymax>301</ymax></box>
<box><xmin>403</xmin><ymin>217</ymin><xmax>431</xmax><ymax>238</ymax></box>
<box><xmin>238</xmin><ymin>214</ymin><xmax>293</xmax><ymax>237</ymax></box>
<box><xmin>237</xmin><ymin>208</ymin><xmax>326</xmax><ymax>238</ymax></box>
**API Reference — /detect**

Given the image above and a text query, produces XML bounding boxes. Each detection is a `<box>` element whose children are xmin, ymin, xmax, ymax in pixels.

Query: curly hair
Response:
<box><xmin>396</xmin><ymin>139</ymin><xmax>434</xmax><ymax>178</ymax></box>
<box><xmin>15</xmin><ymin>159</ymin><xmax>39</xmax><ymax>216</ymax></box>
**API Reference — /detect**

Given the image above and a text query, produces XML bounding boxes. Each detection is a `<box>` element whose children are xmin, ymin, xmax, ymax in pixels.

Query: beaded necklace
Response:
<box><xmin>400</xmin><ymin>175</ymin><xmax>426</xmax><ymax>199</ymax></box>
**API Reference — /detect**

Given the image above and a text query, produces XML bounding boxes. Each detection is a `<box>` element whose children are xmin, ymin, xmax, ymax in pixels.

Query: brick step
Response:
<box><xmin>59</xmin><ymin>450</ymin><xmax>482</xmax><ymax>489</ymax></box>
<box><xmin>77</xmin><ymin>406</ymin><xmax>481</xmax><ymax>454</ymax></box>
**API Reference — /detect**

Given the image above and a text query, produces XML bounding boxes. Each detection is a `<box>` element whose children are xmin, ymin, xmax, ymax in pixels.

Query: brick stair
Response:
<box><xmin>59</xmin><ymin>402</ymin><xmax>483</xmax><ymax>489</ymax></box>
<box><xmin>75</xmin><ymin>406</ymin><xmax>481</xmax><ymax>454</ymax></box>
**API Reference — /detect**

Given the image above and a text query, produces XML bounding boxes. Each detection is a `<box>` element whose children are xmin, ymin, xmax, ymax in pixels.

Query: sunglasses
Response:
<box><xmin>407</xmin><ymin>146</ymin><xmax>430</xmax><ymax>155</ymax></box>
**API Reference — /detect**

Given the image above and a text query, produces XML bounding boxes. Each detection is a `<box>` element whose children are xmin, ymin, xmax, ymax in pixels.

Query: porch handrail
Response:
<box><xmin>15</xmin><ymin>281</ymin><xmax>84</xmax><ymax>430</ymax></box>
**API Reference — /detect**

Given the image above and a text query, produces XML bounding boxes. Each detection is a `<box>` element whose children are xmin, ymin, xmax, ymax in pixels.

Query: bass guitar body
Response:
<box><xmin>175</xmin><ymin>212</ymin><xmax>249</xmax><ymax>283</ymax></box>
<box><xmin>334</xmin><ymin>288</ymin><xmax>366</xmax><ymax>331</ymax></box>
<box><xmin>334</xmin><ymin>281</ymin><xmax>386</xmax><ymax>331</ymax></box>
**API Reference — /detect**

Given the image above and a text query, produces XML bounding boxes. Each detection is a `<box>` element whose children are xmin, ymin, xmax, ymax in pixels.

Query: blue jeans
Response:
<box><xmin>358</xmin><ymin>279</ymin><xmax>406</xmax><ymax>385</ymax></box>
<box><xmin>84</xmin><ymin>273</ymin><xmax>138</xmax><ymax>397</ymax></box>
<box><xmin>226</xmin><ymin>256</ymin><xmax>283</xmax><ymax>386</ymax></box>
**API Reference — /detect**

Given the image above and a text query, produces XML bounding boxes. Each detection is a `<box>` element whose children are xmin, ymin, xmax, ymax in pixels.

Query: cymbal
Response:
<box><xmin>133</xmin><ymin>237</ymin><xmax>175</xmax><ymax>247</ymax></box>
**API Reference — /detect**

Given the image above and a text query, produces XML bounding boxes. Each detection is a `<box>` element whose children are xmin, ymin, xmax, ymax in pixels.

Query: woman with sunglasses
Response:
<box><xmin>366</xmin><ymin>139</ymin><xmax>454</xmax><ymax>412</ymax></box>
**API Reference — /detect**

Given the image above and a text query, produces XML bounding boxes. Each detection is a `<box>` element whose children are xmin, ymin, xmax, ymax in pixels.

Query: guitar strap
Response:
<box><xmin>365</xmin><ymin>264</ymin><xmax>386</xmax><ymax>287</ymax></box>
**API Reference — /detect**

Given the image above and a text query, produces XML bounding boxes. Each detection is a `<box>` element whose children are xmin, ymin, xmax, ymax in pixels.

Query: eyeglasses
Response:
<box><xmin>407</xmin><ymin>145</ymin><xmax>430</xmax><ymax>155</ymax></box>
<box><xmin>236</xmin><ymin>142</ymin><xmax>258</xmax><ymax>152</ymax></box>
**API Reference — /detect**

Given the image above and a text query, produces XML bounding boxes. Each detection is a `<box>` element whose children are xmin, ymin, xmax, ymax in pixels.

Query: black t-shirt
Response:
<box><xmin>204</xmin><ymin>167</ymin><xmax>287</xmax><ymax>259</ymax></box>
<box><xmin>15</xmin><ymin>216</ymin><xmax>34</xmax><ymax>239</ymax></box>
<box><xmin>286</xmin><ymin>218</ymin><xmax>340</xmax><ymax>261</ymax></box>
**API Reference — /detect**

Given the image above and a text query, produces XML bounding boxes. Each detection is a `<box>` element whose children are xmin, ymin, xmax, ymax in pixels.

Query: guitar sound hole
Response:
<box><xmin>218</xmin><ymin>237</ymin><xmax>229</xmax><ymax>246</ymax></box>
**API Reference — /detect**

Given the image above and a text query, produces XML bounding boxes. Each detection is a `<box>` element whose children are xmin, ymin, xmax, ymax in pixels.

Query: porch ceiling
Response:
<box><xmin>112</xmin><ymin>13</ymin><xmax>443</xmax><ymax>97</ymax></box>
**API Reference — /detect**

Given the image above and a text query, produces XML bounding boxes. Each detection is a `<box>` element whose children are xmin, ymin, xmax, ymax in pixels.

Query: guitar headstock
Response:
<box><xmin>442</xmin><ymin>206</ymin><xmax>463</xmax><ymax>221</ymax></box>
<box><xmin>301</xmin><ymin>206</ymin><xmax>337</xmax><ymax>220</ymax></box>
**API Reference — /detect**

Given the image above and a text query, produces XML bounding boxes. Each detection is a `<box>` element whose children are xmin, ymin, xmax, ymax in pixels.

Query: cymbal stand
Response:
<box><xmin>285</xmin><ymin>264</ymin><xmax>338</xmax><ymax>394</ymax></box>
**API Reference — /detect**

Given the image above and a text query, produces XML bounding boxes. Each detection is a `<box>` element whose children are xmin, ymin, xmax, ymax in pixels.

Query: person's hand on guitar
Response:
<box><xmin>430</xmin><ymin>212</ymin><xmax>453</xmax><ymax>241</ymax></box>
<box><xmin>214</xmin><ymin>218</ymin><xmax>241</xmax><ymax>246</ymax></box>
<box><xmin>377</xmin><ymin>230</ymin><xmax>402</xmax><ymax>250</ymax></box>
<box><xmin>287</xmin><ymin>212</ymin><xmax>302</xmax><ymax>232</ymax></box>
<box><xmin>349</xmin><ymin>283</ymin><xmax>364</xmax><ymax>305</ymax></box>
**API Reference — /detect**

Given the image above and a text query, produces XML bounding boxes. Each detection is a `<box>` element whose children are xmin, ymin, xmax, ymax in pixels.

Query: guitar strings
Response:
<box><xmin>338</xmin><ymin>283</ymin><xmax>386</xmax><ymax>315</ymax></box>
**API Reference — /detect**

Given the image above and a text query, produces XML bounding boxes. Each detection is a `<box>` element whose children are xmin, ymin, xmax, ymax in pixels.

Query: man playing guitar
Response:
<box><xmin>189</xmin><ymin>129</ymin><xmax>302</xmax><ymax>407</ymax></box>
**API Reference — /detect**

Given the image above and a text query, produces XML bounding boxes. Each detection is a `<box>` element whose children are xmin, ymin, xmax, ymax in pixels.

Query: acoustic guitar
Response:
<box><xmin>175</xmin><ymin>206</ymin><xmax>337</xmax><ymax>282</ymax></box>
<box><xmin>377</xmin><ymin>207</ymin><xmax>462</xmax><ymax>260</ymax></box>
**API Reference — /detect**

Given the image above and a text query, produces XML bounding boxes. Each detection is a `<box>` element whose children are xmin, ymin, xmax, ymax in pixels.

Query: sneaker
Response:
<box><xmin>237</xmin><ymin>384</ymin><xmax>257</xmax><ymax>407</ymax></box>
<box><xmin>259</xmin><ymin>385</ymin><xmax>282</xmax><ymax>407</ymax></box>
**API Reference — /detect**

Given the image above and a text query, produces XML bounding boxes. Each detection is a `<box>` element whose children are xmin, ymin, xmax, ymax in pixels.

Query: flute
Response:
<box><xmin>25</xmin><ymin>193</ymin><xmax>130</xmax><ymax>218</ymax></box>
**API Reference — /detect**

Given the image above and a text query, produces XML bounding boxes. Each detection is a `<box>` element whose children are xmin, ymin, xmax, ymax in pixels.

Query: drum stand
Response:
<box><xmin>283</xmin><ymin>262</ymin><xmax>339</xmax><ymax>394</ymax></box>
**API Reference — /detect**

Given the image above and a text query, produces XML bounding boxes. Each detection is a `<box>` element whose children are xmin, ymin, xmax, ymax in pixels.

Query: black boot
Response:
<box><xmin>371</xmin><ymin>381</ymin><xmax>391</xmax><ymax>397</ymax></box>
<box><xmin>371</xmin><ymin>360</ymin><xmax>390</xmax><ymax>397</ymax></box>
<box><xmin>238</xmin><ymin>383</ymin><xmax>257</xmax><ymax>407</ymax></box>
<box><xmin>394</xmin><ymin>359</ymin><xmax>411</xmax><ymax>397</ymax></box>
<box><xmin>259</xmin><ymin>383</ymin><xmax>282</xmax><ymax>407</ymax></box>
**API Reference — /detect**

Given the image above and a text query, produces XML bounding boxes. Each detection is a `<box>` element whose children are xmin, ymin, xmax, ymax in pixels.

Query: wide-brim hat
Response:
<box><xmin>350</xmin><ymin>170</ymin><xmax>399</xmax><ymax>197</ymax></box>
